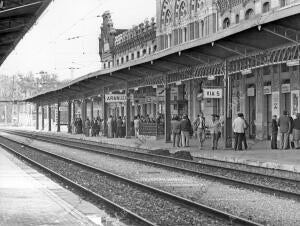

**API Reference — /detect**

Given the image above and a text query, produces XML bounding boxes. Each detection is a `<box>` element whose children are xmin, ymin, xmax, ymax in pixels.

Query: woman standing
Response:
<box><xmin>211</xmin><ymin>115</ymin><xmax>222</xmax><ymax>150</ymax></box>
<box><xmin>293</xmin><ymin>113</ymin><xmax>300</xmax><ymax>149</ymax></box>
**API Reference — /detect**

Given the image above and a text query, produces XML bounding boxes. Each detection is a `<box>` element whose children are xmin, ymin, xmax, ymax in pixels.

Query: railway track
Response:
<box><xmin>0</xmin><ymin>135</ymin><xmax>262</xmax><ymax>226</ymax></box>
<box><xmin>2</xmin><ymin>129</ymin><xmax>299</xmax><ymax>200</ymax></box>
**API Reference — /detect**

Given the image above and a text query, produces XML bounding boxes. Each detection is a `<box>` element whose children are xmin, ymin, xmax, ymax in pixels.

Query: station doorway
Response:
<box><xmin>246</xmin><ymin>86</ymin><xmax>256</xmax><ymax>139</ymax></box>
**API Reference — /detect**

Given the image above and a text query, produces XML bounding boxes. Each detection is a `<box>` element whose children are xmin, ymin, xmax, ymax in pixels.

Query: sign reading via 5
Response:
<box><xmin>203</xmin><ymin>88</ymin><xmax>223</xmax><ymax>99</ymax></box>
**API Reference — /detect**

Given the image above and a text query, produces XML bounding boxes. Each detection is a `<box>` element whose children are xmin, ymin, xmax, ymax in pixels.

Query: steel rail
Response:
<box><xmin>0</xmin><ymin>142</ymin><xmax>156</xmax><ymax>226</ymax></box>
<box><xmin>2</xmin><ymin>129</ymin><xmax>298</xmax><ymax>182</ymax></box>
<box><xmin>0</xmin><ymin>135</ymin><xmax>263</xmax><ymax>226</ymax></box>
<box><xmin>2</xmin><ymin>130</ymin><xmax>299</xmax><ymax>200</ymax></box>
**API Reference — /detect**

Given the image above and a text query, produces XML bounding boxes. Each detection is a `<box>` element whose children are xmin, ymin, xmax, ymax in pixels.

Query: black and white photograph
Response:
<box><xmin>0</xmin><ymin>0</ymin><xmax>299</xmax><ymax>225</ymax></box>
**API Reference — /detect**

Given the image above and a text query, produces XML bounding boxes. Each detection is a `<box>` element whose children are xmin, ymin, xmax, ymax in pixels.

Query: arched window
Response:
<box><xmin>143</xmin><ymin>49</ymin><xmax>147</xmax><ymax>56</ymax></box>
<box><xmin>175</xmin><ymin>0</ymin><xmax>187</xmax><ymax>20</ymax></box>
<box><xmin>245</xmin><ymin>8</ymin><xmax>254</xmax><ymax>20</ymax></box>
<box><xmin>131</xmin><ymin>53</ymin><xmax>134</xmax><ymax>60</ymax></box>
<box><xmin>153</xmin><ymin>45</ymin><xmax>157</xmax><ymax>52</ymax></box>
<box><xmin>165</xmin><ymin>10</ymin><xmax>172</xmax><ymax>25</ymax></box>
<box><xmin>223</xmin><ymin>18</ymin><xmax>230</xmax><ymax>29</ymax></box>
<box><xmin>236</xmin><ymin>14</ymin><xmax>240</xmax><ymax>24</ymax></box>
<box><xmin>121</xmin><ymin>57</ymin><xmax>124</xmax><ymax>64</ymax></box>
<box><xmin>191</xmin><ymin>0</ymin><xmax>195</xmax><ymax>10</ymax></box>
<box><xmin>161</xmin><ymin>0</ymin><xmax>170</xmax><ymax>25</ymax></box>
<box><xmin>201</xmin><ymin>20</ymin><xmax>204</xmax><ymax>37</ymax></box>
<box><xmin>262</xmin><ymin>2</ymin><xmax>270</xmax><ymax>12</ymax></box>
<box><xmin>137</xmin><ymin>51</ymin><xmax>140</xmax><ymax>58</ymax></box>
<box><xmin>126</xmin><ymin>55</ymin><xmax>129</xmax><ymax>62</ymax></box>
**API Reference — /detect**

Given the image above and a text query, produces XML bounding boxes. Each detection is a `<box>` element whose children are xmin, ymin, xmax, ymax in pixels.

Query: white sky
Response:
<box><xmin>0</xmin><ymin>0</ymin><xmax>156</xmax><ymax>81</ymax></box>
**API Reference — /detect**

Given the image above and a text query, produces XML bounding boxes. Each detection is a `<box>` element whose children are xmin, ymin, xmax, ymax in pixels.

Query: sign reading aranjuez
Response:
<box><xmin>105</xmin><ymin>94</ymin><xmax>127</xmax><ymax>103</ymax></box>
<box><xmin>203</xmin><ymin>88</ymin><xmax>223</xmax><ymax>99</ymax></box>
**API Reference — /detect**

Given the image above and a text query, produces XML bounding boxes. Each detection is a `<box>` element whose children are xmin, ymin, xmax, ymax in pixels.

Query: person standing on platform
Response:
<box><xmin>116</xmin><ymin>116</ymin><xmax>123</xmax><ymax>138</ymax></box>
<box><xmin>241</xmin><ymin>115</ymin><xmax>249</xmax><ymax>150</ymax></box>
<box><xmin>232</xmin><ymin>113</ymin><xmax>247</xmax><ymax>151</ymax></box>
<box><xmin>171</xmin><ymin>115</ymin><xmax>181</xmax><ymax>147</ymax></box>
<box><xmin>122</xmin><ymin>116</ymin><xmax>126</xmax><ymax>138</ymax></box>
<box><xmin>134</xmin><ymin>116</ymin><xmax>140</xmax><ymax>138</ymax></box>
<box><xmin>85</xmin><ymin>118</ymin><xmax>91</xmax><ymax>137</ymax></box>
<box><xmin>180</xmin><ymin>114</ymin><xmax>192</xmax><ymax>147</ymax></box>
<box><xmin>112</xmin><ymin>116</ymin><xmax>117</xmax><ymax>138</ymax></box>
<box><xmin>107</xmin><ymin>115</ymin><xmax>113</xmax><ymax>138</ymax></box>
<box><xmin>193</xmin><ymin>113</ymin><xmax>206</xmax><ymax>150</ymax></box>
<box><xmin>211</xmin><ymin>115</ymin><xmax>221</xmax><ymax>150</ymax></box>
<box><xmin>288</xmin><ymin>112</ymin><xmax>295</xmax><ymax>149</ymax></box>
<box><xmin>293</xmin><ymin>113</ymin><xmax>300</xmax><ymax>149</ymax></box>
<box><xmin>78</xmin><ymin>118</ymin><xmax>83</xmax><ymax>134</ymax></box>
<box><xmin>278</xmin><ymin>110</ymin><xmax>291</xmax><ymax>150</ymax></box>
<box><xmin>271</xmin><ymin>115</ymin><xmax>278</xmax><ymax>149</ymax></box>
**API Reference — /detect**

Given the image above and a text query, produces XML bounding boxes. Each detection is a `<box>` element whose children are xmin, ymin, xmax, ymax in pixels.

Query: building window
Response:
<box><xmin>245</xmin><ymin>8</ymin><xmax>254</xmax><ymax>20</ymax></box>
<box><xmin>168</xmin><ymin>34</ymin><xmax>172</xmax><ymax>46</ymax></box>
<box><xmin>121</xmin><ymin>57</ymin><xmax>124</xmax><ymax>64</ymax></box>
<box><xmin>131</xmin><ymin>53</ymin><xmax>134</xmax><ymax>60</ymax></box>
<box><xmin>153</xmin><ymin>45</ymin><xmax>157</xmax><ymax>52</ymax></box>
<box><xmin>165</xmin><ymin>10</ymin><xmax>172</xmax><ymax>25</ymax></box>
<box><xmin>183</xmin><ymin>27</ymin><xmax>187</xmax><ymax>42</ymax></box>
<box><xmin>108</xmin><ymin>62</ymin><xmax>111</xmax><ymax>68</ymax></box>
<box><xmin>222</xmin><ymin>18</ymin><xmax>230</xmax><ymax>29</ymax></box>
<box><xmin>281</xmin><ymin>63</ymin><xmax>288</xmax><ymax>72</ymax></box>
<box><xmin>137</xmin><ymin>51</ymin><xmax>140</xmax><ymax>58</ymax></box>
<box><xmin>263</xmin><ymin>66</ymin><xmax>271</xmax><ymax>75</ymax></box>
<box><xmin>103</xmin><ymin>63</ymin><xmax>106</xmax><ymax>69</ymax></box>
<box><xmin>148</xmin><ymin>47</ymin><xmax>151</xmax><ymax>54</ymax></box>
<box><xmin>143</xmin><ymin>49</ymin><xmax>147</xmax><ymax>56</ymax></box>
<box><xmin>201</xmin><ymin>20</ymin><xmax>204</xmax><ymax>37</ymax></box>
<box><xmin>117</xmin><ymin>59</ymin><xmax>119</xmax><ymax>66</ymax></box>
<box><xmin>280</xmin><ymin>0</ymin><xmax>286</xmax><ymax>7</ymax></box>
<box><xmin>262</xmin><ymin>2</ymin><xmax>270</xmax><ymax>13</ymax></box>
<box><xmin>126</xmin><ymin>55</ymin><xmax>129</xmax><ymax>62</ymax></box>
<box><xmin>236</xmin><ymin>14</ymin><xmax>240</xmax><ymax>24</ymax></box>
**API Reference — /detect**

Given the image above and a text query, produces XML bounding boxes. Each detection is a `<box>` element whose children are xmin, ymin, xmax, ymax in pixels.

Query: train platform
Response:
<box><xmin>2</xmin><ymin>126</ymin><xmax>300</xmax><ymax>173</ymax></box>
<box><xmin>0</xmin><ymin>146</ymin><xmax>125</xmax><ymax>226</ymax></box>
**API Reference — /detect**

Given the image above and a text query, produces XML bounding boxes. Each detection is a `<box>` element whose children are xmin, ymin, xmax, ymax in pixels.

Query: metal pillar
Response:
<box><xmin>57</xmin><ymin>101</ymin><xmax>61</xmax><ymax>132</ymax></box>
<box><xmin>164</xmin><ymin>75</ymin><xmax>171</xmax><ymax>143</ymax></box>
<box><xmin>72</xmin><ymin>101</ymin><xmax>76</xmax><ymax>121</ymax></box>
<box><xmin>102</xmin><ymin>89</ymin><xmax>107</xmax><ymax>136</ymax></box>
<box><xmin>90</xmin><ymin>100</ymin><xmax>94</xmax><ymax>120</ymax></box>
<box><xmin>36</xmin><ymin>103</ymin><xmax>39</xmax><ymax>130</ymax></box>
<box><xmin>68</xmin><ymin>100</ymin><xmax>72</xmax><ymax>133</ymax></box>
<box><xmin>4</xmin><ymin>104</ymin><xmax>7</xmax><ymax>124</ymax></box>
<box><xmin>48</xmin><ymin>105</ymin><xmax>51</xmax><ymax>131</ymax></box>
<box><xmin>224</xmin><ymin>60</ymin><xmax>232</xmax><ymax>148</ymax></box>
<box><xmin>125</xmin><ymin>82</ymin><xmax>131</xmax><ymax>138</ymax></box>
<box><xmin>41</xmin><ymin>106</ymin><xmax>45</xmax><ymax>130</ymax></box>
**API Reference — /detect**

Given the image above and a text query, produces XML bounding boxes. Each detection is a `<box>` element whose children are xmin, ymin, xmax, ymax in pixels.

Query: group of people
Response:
<box><xmin>72</xmin><ymin>117</ymin><xmax>104</xmax><ymax>137</ymax></box>
<box><xmin>107</xmin><ymin>115</ymin><xmax>126</xmax><ymax>138</ymax></box>
<box><xmin>232</xmin><ymin>113</ymin><xmax>249</xmax><ymax>151</ymax></box>
<box><xmin>171</xmin><ymin>113</ymin><xmax>222</xmax><ymax>149</ymax></box>
<box><xmin>271</xmin><ymin>110</ymin><xmax>300</xmax><ymax>150</ymax></box>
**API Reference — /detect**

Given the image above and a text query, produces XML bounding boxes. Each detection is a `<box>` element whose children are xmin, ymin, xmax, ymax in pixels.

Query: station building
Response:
<box><xmin>27</xmin><ymin>0</ymin><xmax>300</xmax><ymax>143</ymax></box>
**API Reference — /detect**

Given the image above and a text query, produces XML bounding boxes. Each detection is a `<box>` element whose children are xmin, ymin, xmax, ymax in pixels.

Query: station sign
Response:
<box><xmin>263</xmin><ymin>86</ymin><xmax>272</xmax><ymax>95</ymax></box>
<box><xmin>203</xmin><ymin>88</ymin><xmax>223</xmax><ymax>99</ymax></box>
<box><xmin>281</xmin><ymin>84</ymin><xmax>290</xmax><ymax>93</ymax></box>
<box><xmin>247</xmin><ymin>87</ymin><xmax>255</xmax><ymax>97</ymax></box>
<box><xmin>105</xmin><ymin>94</ymin><xmax>127</xmax><ymax>103</ymax></box>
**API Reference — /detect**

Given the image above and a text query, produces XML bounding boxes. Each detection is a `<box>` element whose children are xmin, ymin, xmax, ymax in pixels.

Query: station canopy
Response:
<box><xmin>0</xmin><ymin>0</ymin><xmax>51</xmax><ymax>66</ymax></box>
<box><xmin>26</xmin><ymin>4</ymin><xmax>300</xmax><ymax>104</ymax></box>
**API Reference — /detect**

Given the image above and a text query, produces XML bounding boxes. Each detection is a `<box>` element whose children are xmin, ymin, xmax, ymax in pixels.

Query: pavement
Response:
<box><xmin>0</xmin><ymin>146</ymin><xmax>127</xmax><ymax>226</ymax></box>
<box><xmin>2</xmin><ymin>126</ymin><xmax>300</xmax><ymax>173</ymax></box>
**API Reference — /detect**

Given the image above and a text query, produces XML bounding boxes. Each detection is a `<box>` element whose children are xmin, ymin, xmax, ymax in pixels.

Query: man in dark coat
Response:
<box><xmin>278</xmin><ymin>110</ymin><xmax>291</xmax><ymax>150</ymax></box>
<box><xmin>116</xmin><ymin>116</ymin><xmax>123</xmax><ymax>138</ymax></box>
<box><xmin>271</xmin><ymin>115</ymin><xmax>278</xmax><ymax>149</ymax></box>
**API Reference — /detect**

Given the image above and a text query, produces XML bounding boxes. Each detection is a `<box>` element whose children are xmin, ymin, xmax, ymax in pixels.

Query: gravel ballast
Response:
<box><xmin>1</xmin><ymin>137</ymin><xmax>237</xmax><ymax>226</ymax></box>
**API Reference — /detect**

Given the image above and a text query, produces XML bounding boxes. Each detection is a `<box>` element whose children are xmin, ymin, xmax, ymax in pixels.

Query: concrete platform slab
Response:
<box><xmin>0</xmin><ymin>146</ymin><xmax>126</xmax><ymax>226</ymax></box>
